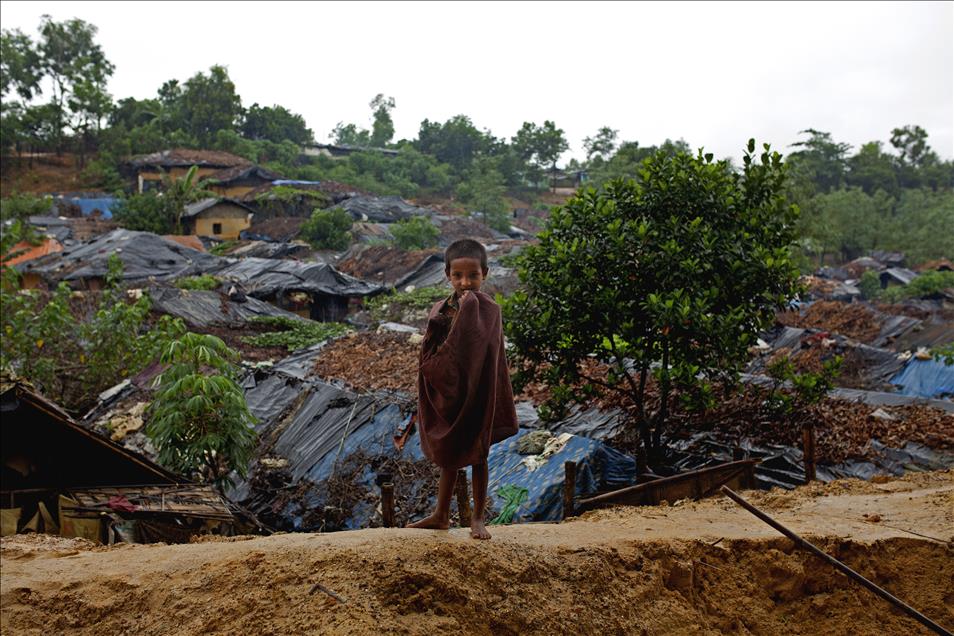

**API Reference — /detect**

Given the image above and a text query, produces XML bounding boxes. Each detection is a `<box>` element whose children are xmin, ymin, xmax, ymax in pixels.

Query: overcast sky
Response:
<box><xmin>2</xmin><ymin>1</ymin><xmax>952</xmax><ymax>164</ymax></box>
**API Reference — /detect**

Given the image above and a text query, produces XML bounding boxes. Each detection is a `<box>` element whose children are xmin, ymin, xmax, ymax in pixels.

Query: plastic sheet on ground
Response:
<box><xmin>148</xmin><ymin>287</ymin><xmax>306</xmax><ymax>328</ymax></box>
<box><xmin>666</xmin><ymin>431</ymin><xmax>954</xmax><ymax>490</ymax></box>
<box><xmin>337</xmin><ymin>195</ymin><xmax>435</xmax><ymax>223</ymax></box>
<box><xmin>890</xmin><ymin>358</ymin><xmax>954</xmax><ymax>399</ymax></box>
<box><xmin>482</xmin><ymin>429</ymin><xmax>637</xmax><ymax>523</ymax></box>
<box><xmin>517</xmin><ymin>402</ymin><xmax>628</xmax><ymax>441</ymax></box>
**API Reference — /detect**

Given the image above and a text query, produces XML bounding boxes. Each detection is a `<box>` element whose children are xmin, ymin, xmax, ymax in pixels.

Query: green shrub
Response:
<box><xmin>858</xmin><ymin>270</ymin><xmax>881</xmax><ymax>300</ymax></box>
<box><xmin>391</xmin><ymin>216</ymin><xmax>439</xmax><ymax>250</ymax></box>
<box><xmin>365</xmin><ymin>286</ymin><xmax>448</xmax><ymax>323</ymax></box>
<box><xmin>881</xmin><ymin>270</ymin><xmax>954</xmax><ymax>302</ymax></box>
<box><xmin>241</xmin><ymin>316</ymin><xmax>351</xmax><ymax>350</ymax></box>
<box><xmin>175</xmin><ymin>275</ymin><xmax>220</xmax><ymax>291</ymax></box>
<box><xmin>300</xmin><ymin>207</ymin><xmax>353</xmax><ymax>250</ymax></box>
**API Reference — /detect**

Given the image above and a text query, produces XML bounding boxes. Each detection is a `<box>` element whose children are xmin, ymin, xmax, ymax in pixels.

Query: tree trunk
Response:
<box><xmin>652</xmin><ymin>339</ymin><xmax>671</xmax><ymax>458</ymax></box>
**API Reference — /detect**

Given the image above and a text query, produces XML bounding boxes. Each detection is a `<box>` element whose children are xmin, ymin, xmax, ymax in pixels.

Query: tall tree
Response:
<box><xmin>0</xmin><ymin>28</ymin><xmax>42</xmax><ymax>101</ymax></box>
<box><xmin>845</xmin><ymin>141</ymin><xmax>898</xmax><ymax>196</ymax></box>
<box><xmin>242</xmin><ymin>103</ymin><xmax>313</xmax><ymax>145</ymax></box>
<box><xmin>415</xmin><ymin>114</ymin><xmax>493</xmax><ymax>172</ymax></box>
<box><xmin>787</xmin><ymin>129</ymin><xmax>852</xmax><ymax>195</ymax></box>
<box><xmin>583</xmin><ymin>126</ymin><xmax>618</xmax><ymax>161</ymax></box>
<box><xmin>369</xmin><ymin>93</ymin><xmax>396</xmax><ymax>147</ymax></box>
<box><xmin>177</xmin><ymin>65</ymin><xmax>242</xmax><ymax>144</ymax></box>
<box><xmin>36</xmin><ymin>15</ymin><xmax>114</xmax><ymax>153</ymax></box>
<box><xmin>512</xmin><ymin>120</ymin><xmax>569</xmax><ymax>185</ymax></box>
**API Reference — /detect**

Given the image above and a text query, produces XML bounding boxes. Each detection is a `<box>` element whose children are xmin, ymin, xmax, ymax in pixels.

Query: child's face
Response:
<box><xmin>446</xmin><ymin>257</ymin><xmax>487</xmax><ymax>296</ymax></box>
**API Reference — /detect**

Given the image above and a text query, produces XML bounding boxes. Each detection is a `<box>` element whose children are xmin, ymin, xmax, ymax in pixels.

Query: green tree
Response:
<box><xmin>146</xmin><ymin>332</ymin><xmax>256</xmax><ymax>488</ymax></box>
<box><xmin>787</xmin><ymin>128</ymin><xmax>852</xmax><ymax>196</ymax></box>
<box><xmin>455</xmin><ymin>156</ymin><xmax>511</xmax><ymax>232</ymax></box>
<box><xmin>177</xmin><ymin>65</ymin><xmax>242</xmax><ymax>144</ymax></box>
<box><xmin>846</xmin><ymin>141</ymin><xmax>899</xmax><ymax>196</ymax></box>
<box><xmin>391</xmin><ymin>215</ymin><xmax>439</xmax><ymax>250</ymax></box>
<box><xmin>0</xmin><ymin>28</ymin><xmax>42</xmax><ymax>100</ymax></box>
<box><xmin>503</xmin><ymin>140</ymin><xmax>801</xmax><ymax>460</ymax></box>
<box><xmin>330</xmin><ymin>121</ymin><xmax>371</xmax><ymax>147</ymax></box>
<box><xmin>36</xmin><ymin>15</ymin><xmax>115</xmax><ymax>154</ymax></box>
<box><xmin>798</xmin><ymin>187</ymin><xmax>893</xmax><ymax>262</ymax></box>
<box><xmin>583</xmin><ymin>126</ymin><xmax>618</xmax><ymax>161</ymax></box>
<box><xmin>512</xmin><ymin>120</ymin><xmax>569</xmax><ymax>184</ymax></box>
<box><xmin>415</xmin><ymin>114</ymin><xmax>494</xmax><ymax>172</ymax></box>
<box><xmin>369</xmin><ymin>93</ymin><xmax>396</xmax><ymax>147</ymax></box>
<box><xmin>242</xmin><ymin>103</ymin><xmax>313</xmax><ymax>145</ymax></box>
<box><xmin>300</xmin><ymin>207</ymin><xmax>353</xmax><ymax>250</ymax></box>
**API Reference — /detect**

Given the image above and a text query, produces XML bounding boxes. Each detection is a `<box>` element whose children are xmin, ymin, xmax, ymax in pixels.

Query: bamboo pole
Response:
<box><xmin>721</xmin><ymin>486</ymin><xmax>952</xmax><ymax>636</ymax></box>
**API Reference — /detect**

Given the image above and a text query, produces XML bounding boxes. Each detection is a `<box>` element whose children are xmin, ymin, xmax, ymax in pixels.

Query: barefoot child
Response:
<box><xmin>407</xmin><ymin>239</ymin><xmax>518</xmax><ymax>539</ymax></box>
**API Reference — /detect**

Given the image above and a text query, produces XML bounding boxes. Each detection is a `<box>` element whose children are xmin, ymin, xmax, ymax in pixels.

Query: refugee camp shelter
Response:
<box><xmin>202</xmin><ymin>165</ymin><xmax>283</xmax><ymax>198</ymax></box>
<box><xmin>880</xmin><ymin>267</ymin><xmax>919</xmax><ymax>289</ymax></box>
<box><xmin>208</xmin><ymin>257</ymin><xmax>384</xmax><ymax>321</ymax></box>
<box><xmin>181</xmin><ymin>197</ymin><xmax>256</xmax><ymax>240</ymax></box>
<box><xmin>0</xmin><ymin>376</ymin><xmax>235</xmax><ymax>543</ymax></box>
<box><xmin>124</xmin><ymin>148</ymin><xmax>250</xmax><ymax>193</ymax></box>
<box><xmin>301</xmin><ymin>142</ymin><xmax>400</xmax><ymax>159</ymax></box>
<box><xmin>16</xmin><ymin>229</ymin><xmax>223</xmax><ymax>290</ymax></box>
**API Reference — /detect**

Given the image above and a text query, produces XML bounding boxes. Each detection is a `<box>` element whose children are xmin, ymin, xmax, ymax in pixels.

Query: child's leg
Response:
<box><xmin>470</xmin><ymin>460</ymin><xmax>491</xmax><ymax>540</ymax></box>
<box><xmin>406</xmin><ymin>467</ymin><xmax>455</xmax><ymax>529</ymax></box>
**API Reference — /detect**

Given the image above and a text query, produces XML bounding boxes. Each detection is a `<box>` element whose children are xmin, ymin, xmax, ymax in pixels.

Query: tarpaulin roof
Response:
<box><xmin>890</xmin><ymin>358</ymin><xmax>954</xmax><ymax>399</ymax></box>
<box><xmin>148</xmin><ymin>287</ymin><xmax>308</xmax><ymax>329</ymax></box>
<box><xmin>17</xmin><ymin>229</ymin><xmax>224</xmax><ymax>284</ymax></box>
<box><xmin>127</xmin><ymin>148</ymin><xmax>250</xmax><ymax>169</ymax></box>
<box><xmin>337</xmin><ymin>195</ymin><xmax>436</xmax><ymax>223</ymax></box>
<box><xmin>208</xmin><ymin>257</ymin><xmax>383</xmax><ymax>297</ymax></box>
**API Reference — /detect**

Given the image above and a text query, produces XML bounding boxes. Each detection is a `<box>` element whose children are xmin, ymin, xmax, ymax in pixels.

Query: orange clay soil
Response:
<box><xmin>2</xmin><ymin>470</ymin><xmax>952</xmax><ymax>635</ymax></box>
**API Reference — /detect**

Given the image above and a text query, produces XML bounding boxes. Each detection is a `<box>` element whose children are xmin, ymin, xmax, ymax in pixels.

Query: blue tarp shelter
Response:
<box><xmin>482</xmin><ymin>429</ymin><xmax>637</xmax><ymax>523</ymax></box>
<box><xmin>890</xmin><ymin>358</ymin><xmax>954</xmax><ymax>399</ymax></box>
<box><xmin>57</xmin><ymin>195</ymin><xmax>120</xmax><ymax>219</ymax></box>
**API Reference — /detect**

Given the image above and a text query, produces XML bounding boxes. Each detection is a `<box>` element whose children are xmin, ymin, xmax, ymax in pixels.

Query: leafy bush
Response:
<box><xmin>147</xmin><ymin>332</ymin><xmax>256</xmax><ymax>488</ymax></box>
<box><xmin>880</xmin><ymin>270</ymin><xmax>954</xmax><ymax>302</ymax></box>
<box><xmin>241</xmin><ymin>316</ymin><xmax>351</xmax><ymax>351</ymax></box>
<box><xmin>365</xmin><ymin>286</ymin><xmax>448</xmax><ymax>323</ymax></box>
<box><xmin>300</xmin><ymin>207</ymin><xmax>353</xmax><ymax>251</ymax></box>
<box><xmin>932</xmin><ymin>342</ymin><xmax>954</xmax><ymax>366</ymax></box>
<box><xmin>175</xmin><ymin>275</ymin><xmax>220</xmax><ymax>291</ymax></box>
<box><xmin>209</xmin><ymin>240</ymin><xmax>236</xmax><ymax>256</ymax></box>
<box><xmin>766</xmin><ymin>355</ymin><xmax>843</xmax><ymax>416</ymax></box>
<box><xmin>1</xmin><ymin>255</ymin><xmax>186</xmax><ymax>412</ymax></box>
<box><xmin>391</xmin><ymin>216</ymin><xmax>439</xmax><ymax>250</ymax></box>
<box><xmin>858</xmin><ymin>270</ymin><xmax>881</xmax><ymax>300</ymax></box>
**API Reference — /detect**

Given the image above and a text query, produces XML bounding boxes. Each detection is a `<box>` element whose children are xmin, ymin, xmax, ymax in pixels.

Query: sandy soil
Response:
<box><xmin>2</xmin><ymin>471</ymin><xmax>952</xmax><ymax>635</ymax></box>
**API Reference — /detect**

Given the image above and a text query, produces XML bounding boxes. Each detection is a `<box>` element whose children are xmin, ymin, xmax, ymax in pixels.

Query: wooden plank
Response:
<box><xmin>576</xmin><ymin>460</ymin><xmax>760</xmax><ymax>512</ymax></box>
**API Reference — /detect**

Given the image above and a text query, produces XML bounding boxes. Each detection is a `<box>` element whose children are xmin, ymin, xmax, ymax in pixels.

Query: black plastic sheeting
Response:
<box><xmin>148</xmin><ymin>287</ymin><xmax>307</xmax><ymax>328</ymax></box>
<box><xmin>337</xmin><ymin>195</ymin><xmax>435</xmax><ymax>223</ymax></box>
<box><xmin>223</xmin><ymin>241</ymin><xmax>310</xmax><ymax>259</ymax></box>
<box><xmin>207</xmin><ymin>257</ymin><xmax>384</xmax><ymax>298</ymax></box>
<box><xmin>665</xmin><ymin>431</ymin><xmax>954</xmax><ymax>489</ymax></box>
<box><xmin>17</xmin><ymin>229</ymin><xmax>223</xmax><ymax>284</ymax></box>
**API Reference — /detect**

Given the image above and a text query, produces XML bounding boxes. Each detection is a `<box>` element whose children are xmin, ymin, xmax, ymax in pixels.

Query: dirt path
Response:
<box><xmin>2</xmin><ymin>471</ymin><xmax>952</xmax><ymax>635</ymax></box>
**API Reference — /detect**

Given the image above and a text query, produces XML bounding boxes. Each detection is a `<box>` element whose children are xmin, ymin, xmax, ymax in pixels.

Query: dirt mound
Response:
<box><xmin>313</xmin><ymin>331</ymin><xmax>420</xmax><ymax>394</ymax></box>
<box><xmin>246</xmin><ymin>216</ymin><xmax>306</xmax><ymax>241</ymax></box>
<box><xmin>778</xmin><ymin>301</ymin><xmax>883</xmax><ymax>342</ymax></box>
<box><xmin>3</xmin><ymin>471</ymin><xmax>951</xmax><ymax>635</ymax></box>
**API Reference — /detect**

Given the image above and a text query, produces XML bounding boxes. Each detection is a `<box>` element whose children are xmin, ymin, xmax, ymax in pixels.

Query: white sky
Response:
<box><xmin>2</xmin><ymin>0</ymin><xmax>952</xmax><ymax>164</ymax></box>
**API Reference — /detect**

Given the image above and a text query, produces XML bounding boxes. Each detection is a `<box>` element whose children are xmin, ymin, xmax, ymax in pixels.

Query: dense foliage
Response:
<box><xmin>390</xmin><ymin>216</ymin><xmax>439</xmax><ymax>250</ymax></box>
<box><xmin>0</xmin><ymin>255</ymin><xmax>185</xmax><ymax>413</ymax></box>
<box><xmin>503</xmin><ymin>141</ymin><xmax>802</xmax><ymax>459</ymax></box>
<box><xmin>241</xmin><ymin>316</ymin><xmax>351</xmax><ymax>351</ymax></box>
<box><xmin>300</xmin><ymin>207</ymin><xmax>353</xmax><ymax>250</ymax></box>
<box><xmin>146</xmin><ymin>332</ymin><xmax>256</xmax><ymax>487</ymax></box>
<box><xmin>175</xmin><ymin>274</ymin><xmax>220</xmax><ymax>291</ymax></box>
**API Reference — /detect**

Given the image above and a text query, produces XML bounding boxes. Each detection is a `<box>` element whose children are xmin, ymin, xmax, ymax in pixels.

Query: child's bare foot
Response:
<box><xmin>470</xmin><ymin>519</ymin><xmax>491</xmax><ymax>540</ymax></box>
<box><xmin>406</xmin><ymin>513</ymin><xmax>450</xmax><ymax>530</ymax></box>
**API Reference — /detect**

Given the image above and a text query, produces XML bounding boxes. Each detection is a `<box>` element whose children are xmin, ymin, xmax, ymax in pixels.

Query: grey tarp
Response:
<box><xmin>148</xmin><ymin>287</ymin><xmax>307</xmax><ymax>328</ymax></box>
<box><xmin>17</xmin><ymin>229</ymin><xmax>223</xmax><ymax>284</ymax></box>
<box><xmin>337</xmin><ymin>195</ymin><xmax>435</xmax><ymax>223</ymax></box>
<box><xmin>221</xmin><ymin>241</ymin><xmax>310</xmax><ymax>260</ymax></box>
<box><xmin>207</xmin><ymin>257</ymin><xmax>384</xmax><ymax>297</ymax></box>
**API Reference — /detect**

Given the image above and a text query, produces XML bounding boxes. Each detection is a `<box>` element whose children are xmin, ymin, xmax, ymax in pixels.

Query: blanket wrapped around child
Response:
<box><xmin>418</xmin><ymin>290</ymin><xmax>518</xmax><ymax>469</ymax></box>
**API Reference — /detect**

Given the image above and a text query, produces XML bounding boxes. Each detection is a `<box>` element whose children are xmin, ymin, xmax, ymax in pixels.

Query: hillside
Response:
<box><xmin>2</xmin><ymin>470</ymin><xmax>951</xmax><ymax>635</ymax></box>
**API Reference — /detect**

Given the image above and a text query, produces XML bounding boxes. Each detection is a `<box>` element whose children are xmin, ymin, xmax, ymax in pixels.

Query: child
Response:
<box><xmin>407</xmin><ymin>238</ymin><xmax>518</xmax><ymax>539</ymax></box>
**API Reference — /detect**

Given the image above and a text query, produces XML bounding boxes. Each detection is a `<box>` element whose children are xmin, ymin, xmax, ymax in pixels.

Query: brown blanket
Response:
<box><xmin>418</xmin><ymin>290</ymin><xmax>518</xmax><ymax>469</ymax></box>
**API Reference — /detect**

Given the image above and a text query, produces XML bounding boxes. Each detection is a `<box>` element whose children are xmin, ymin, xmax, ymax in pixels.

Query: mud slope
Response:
<box><xmin>2</xmin><ymin>471</ymin><xmax>952</xmax><ymax>635</ymax></box>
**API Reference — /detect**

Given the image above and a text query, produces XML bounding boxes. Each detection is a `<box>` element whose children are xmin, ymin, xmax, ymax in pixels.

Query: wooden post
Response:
<box><xmin>563</xmin><ymin>461</ymin><xmax>577</xmax><ymax>520</ymax></box>
<box><xmin>802</xmin><ymin>421</ymin><xmax>816</xmax><ymax>483</ymax></box>
<box><xmin>381</xmin><ymin>482</ymin><xmax>394</xmax><ymax>528</ymax></box>
<box><xmin>455</xmin><ymin>469</ymin><xmax>471</xmax><ymax>528</ymax></box>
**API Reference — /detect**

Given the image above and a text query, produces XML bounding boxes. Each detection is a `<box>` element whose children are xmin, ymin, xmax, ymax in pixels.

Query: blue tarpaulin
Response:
<box><xmin>481</xmin><ymin>429</ymin><xmax>638</xmax><ymax>523</ymax></box>
<box><xmin>890</xmin><ymin>358</ymin><xmax>954</xmax><ymax>399</ymax></box>
<box><xmin>58</xmin><ymin>195</ymin><xmax>120</xmax><ymax>219</ymax></box>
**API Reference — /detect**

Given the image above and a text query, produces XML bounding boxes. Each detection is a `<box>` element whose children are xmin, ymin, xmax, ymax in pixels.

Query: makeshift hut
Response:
<box><xmin>207</xmin><ymin>257</ymin><xmax>384</xmax><ymax>321</ymax></box>
<box><xmin>124</xmin><ymin>148</ymin><xmax>250</xmax><ymax>194</ymax></box>
<box><xmin>202</xmin><ymin>165</ymin><xmax>283</xmax><ymax>198</ymax></box>
<box><xmin>0</xmin><ymin>376</ymin><xmax>236</xmax><ymax>543</ymax></box>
